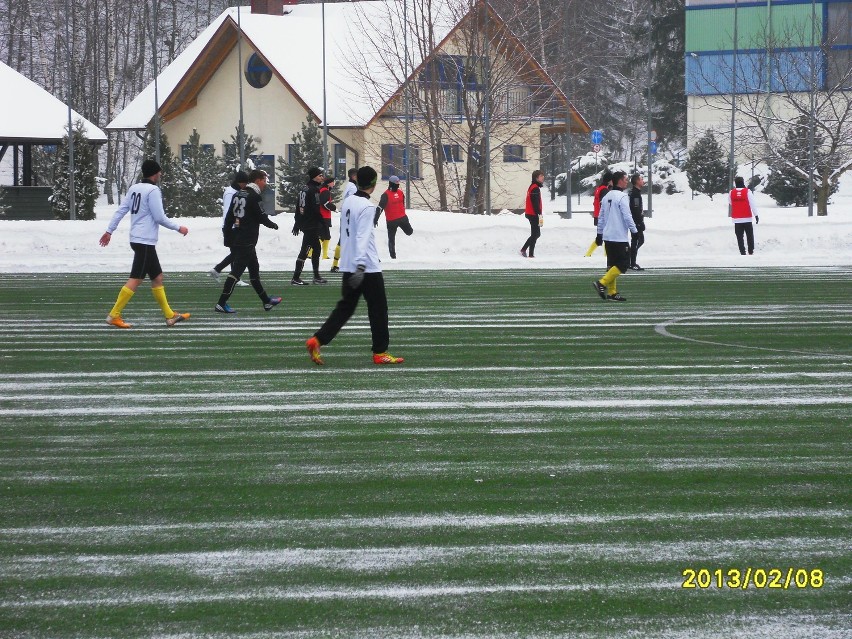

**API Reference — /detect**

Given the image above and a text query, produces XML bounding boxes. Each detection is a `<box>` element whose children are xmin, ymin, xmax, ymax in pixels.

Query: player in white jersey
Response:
<box><xmin>305</xmin><ymin>166</ymin><xmax>404</xmax><ymax>366</ymax></box>
<box><xmin>330</xmin><ymin>168</ymin><xmax>358</xmax><ymax>273</ymax></box>
<box><xmin>99</xmin><ymin>159</ymin><xmax>190</xmax><ymax>328</ymax></box>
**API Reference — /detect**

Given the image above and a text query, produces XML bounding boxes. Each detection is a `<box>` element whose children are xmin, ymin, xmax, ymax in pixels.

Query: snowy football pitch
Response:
<box><xmin>1</xmin><ymin>268</ymin><xmax>849</xmax><ymax>638</ymax></box>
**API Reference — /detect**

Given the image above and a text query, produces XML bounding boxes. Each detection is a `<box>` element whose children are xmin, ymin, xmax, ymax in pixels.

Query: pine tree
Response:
<box><xmin>141</xmin><ymin>118</ymin><xmax>180</xmax><ymax>216</ymax></box>
<box><xmin>276</xmin><ymin>115</ymin><xmax>335</xmax><ymax>210</ymax></box>
<box><xmin>52</xmin><ymin>120</ymin><xmax>99</xmax><ymax>220</ymax></box>
<box><xmin>174</xmin><ymin>129</ymin><xmax>228</xmax><ymax>217</ymax></box>
<box><xmin>0</xmin><ymin>185</ymin><xmax>8</xmax><ymax>218</ymax></box>
<box><xmin>764</xmin><ymin>116</ymin><xmax>839</xmax><ymax>210</ymax></box>
<box><xmin>222</xmin><ymin>123</ymin><xmax>259</xmax><ymax>172</ymax></box>
<box><xmin>683</xmin><ymin>130</ymin><xmax>729</xmax><ymax>200</ymax></box>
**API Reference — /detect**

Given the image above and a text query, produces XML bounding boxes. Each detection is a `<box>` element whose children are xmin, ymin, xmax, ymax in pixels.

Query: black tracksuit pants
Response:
<box><xmin>734</xmin><ymin>222</ymin><xmax>754</xmax><ymax>255</ymax></box>
<box><xmin>630</xmin><ymin>231</ymin><xmax>644</xmax><ymax>266</ymax></box>
<box><xmin>293</xmin><ymin>229</ymin><xmax>321</xmax><ymax>279</ymax></box>
<box><xmin>387</xmin><ymin>216</ymin><xmax>414</xmax><ymax>259</ymax></box>
<box><xmin>314</xmin><ymin>272</ymin><xmax>389</xmax><ymax>354</ymax></box>
<box><xmin>521</xmin><ymin>215</ymin><xmax>540</xmax><ymax>256</ymax></box>
<box><xmin>218</xmin><ymin>246</ymin><xmax>270</xmax><ymax>305</ymax></box>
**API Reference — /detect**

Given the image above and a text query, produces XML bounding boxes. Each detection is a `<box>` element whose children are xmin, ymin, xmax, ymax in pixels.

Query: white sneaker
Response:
<box><xmin>207</xmin><ymin>269</ymin><xmax>220</xmax><ymax>282</ymax></box>
<box><xmin>236</xmin><ymin>280</ymin><xmax>250</xmax><ymax>287</ymax></box>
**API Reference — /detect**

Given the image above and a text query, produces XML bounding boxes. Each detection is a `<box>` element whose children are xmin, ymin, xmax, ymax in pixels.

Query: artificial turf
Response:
<box><xmin>0</xmin><ymin>268</ymin><xmax>849</xmax><ymax>638</ymax></box>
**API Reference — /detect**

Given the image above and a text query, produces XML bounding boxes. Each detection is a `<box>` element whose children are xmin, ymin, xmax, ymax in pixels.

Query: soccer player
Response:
<box><xmin>99</xmin><ymin>159</ymin><xmax>190</xmax><ymax>328</ymax></box>
<box><xmin>306</xmin><ymin>166</ymin><xmax>404</xmax><ymax>366</ymax></box>
<box><xmin>214</xmin><ymin>170</ymin><xmax>282</xmax><ymax>314</ymax></box>
<box><xmin>374</xmin><ymin>175</ymin><xmax>413</xmax><ymax>259</ymax></box>
<box><xmin>291</xmin><ymin>166</ymin><xmax>327</xmax><ymax>285</ymax></box>
<box><xmin>730</xmin><ymin>176</ymin><xmax>759</xmax><ymax>255</ymax></box>
<box><xmin>585</xmin><ymin>170</ymin><xmax>612</xmax><ymax>257</ymax></box>
<box><xmin>318</xmin><ymin>177</ymin><xmax>336</xmax><ymax>259</ymax></box>
<box><xmin>208</xmin><ymin>170</ymin><xmax>250</xmax><ymax>286</ymax></box>
<box><xmin>592</xmin><ymin>171</ymin><xmax>637</xmax><ymax>302</ymax></box>
<box><xmin>628</xmin><ymin>173</ymin><xmax>646</xmax><ymax>270</ymax></box>
<box><xmin>331</xmin><ymin>168</ymin><xmax>358</xmax><ymax>273</ymax></box>
<box><xmin>520</xmin><ymin>169</ymin><xmax>544</xmax><ymax>258</ymax></box>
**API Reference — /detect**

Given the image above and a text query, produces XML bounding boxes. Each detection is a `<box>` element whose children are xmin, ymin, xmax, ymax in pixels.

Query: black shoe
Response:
<box><xmin>593</xmin><ymin>280</ymin><xmax>607</xmax><ymax>300</ymax></box>
<box><xmin>629</xmin><ymin>264</ymin><xmax>644</xmax><ymax>271</ymax></box>
<box><xmin>607</xmin><ymin>293</ymin><xmax>627</xmax><ymax>302</ymax></box>
<box><xmin>313</xmin><ymin>276</ymin><xmax>328</xmax><ymax>285</ymax></box>
<box><xmin>291</xmin><ymin>278</ymin><xmax>308</xmax><ymax>286</ymax></box>
<box><xmin>330</xmin><ymin>266</ymin><xmax>340</xmax><ymax>273</ymax></box>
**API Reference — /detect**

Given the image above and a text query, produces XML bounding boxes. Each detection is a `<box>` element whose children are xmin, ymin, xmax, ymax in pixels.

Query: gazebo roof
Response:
<box><xmin>0</xmin><ymin>61</ymin><xmax>107</xmax><ymax>144</ymax></box>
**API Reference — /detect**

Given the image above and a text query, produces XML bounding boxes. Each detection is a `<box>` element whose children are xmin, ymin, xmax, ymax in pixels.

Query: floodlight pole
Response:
<box><xmin>646</xmin><ymin>1</ymin><xmax>654</xmax><ymax>217</ymax></box>
<box><xmin>483</xmin><ymin>0</ymin><xmax>491</xmax><ymax>216</ymax></box>
<box><xmin>237</xmin><ymin>2</ymin><xmax>245</xmax><ymax>167</ymax></box>
<box><xmin>807</xmin><ymin>0</ymin><xmax>816</xmax><ymax>217</ymax></box>
<box><xmin>404</xmin><ymin>0</ymin><xmax>410</xmax><ymax>203</ymax></box>
<box><xmin>64</xmin><ymin>0</ymin><xmax>75</xmax><ymax>220</ymax></box>
<box><xmin>563</xmin><ymin>0</ymin><xmax>571</xmax><ymax>218</ymax></box>
<box><xmin>729</xmin><ymin>0</ymin><xmax>738</xmax><ymax>192</ymax></box>
<box><xmin>153</xmin><ymin>0</ymin><xmax>160</xmax><ymax>163</ymax></box>
<box><xmin>322</xmin><ymin>2</ymin><xmax>329</xmax><ymax>173</ymax></box>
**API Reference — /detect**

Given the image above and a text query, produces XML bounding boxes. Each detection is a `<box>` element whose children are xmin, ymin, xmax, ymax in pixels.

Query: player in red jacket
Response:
<box><xmin>729</xmin><ymin>176</ymin><xmax>759</xmax><ymax>255</ymax></box>
<box><xmin>520</xmin><ymin>169</ymin><xmax>544</xmax><ymax>258</ymax></box>
<box><xmin>373</xmin><ymin>175</ymin><xmax>413</xmax><ymax>259</ymax></box>
<box><xmin>585</xmin><ymin>170</ymin><xmax>612</xmax><ymax>257</ymax></box>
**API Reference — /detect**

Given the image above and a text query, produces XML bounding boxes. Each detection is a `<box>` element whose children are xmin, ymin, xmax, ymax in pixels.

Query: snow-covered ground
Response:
<box><xmin>1</xmin><ymin>175</ymin><xmax>850</xmax><ymax>272</ymax></box>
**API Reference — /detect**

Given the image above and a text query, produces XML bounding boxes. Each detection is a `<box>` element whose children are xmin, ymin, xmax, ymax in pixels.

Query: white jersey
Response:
<box><xmin>106</xmin><ymin>181</ymin><xmax>180</xmax><ymax>245</ymax></box>
<box><xmin>222</xmin><ymin>185</ymin><xmax>237</xmax><ymax>223</ymax></box>
<box><xmin>597</xmin><ymin>188</ymin><xmax>637</xmax><ymax>242</ymax></box>
<box><xmin>342</xmin><ymin>180</ymin><xmax>357</xmax><ymax>204</ymax></box>
<box><xmin>339</xmin><ymin>191</ymin><xmax>381</xmax><ymax>273</ymax></box>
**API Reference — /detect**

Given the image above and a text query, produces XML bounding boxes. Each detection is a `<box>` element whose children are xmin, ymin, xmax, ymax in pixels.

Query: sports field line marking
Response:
<box><xmin>2</xmin><ymin>395</ymin><xmax>849</xmax><ymax>417</ymax></box>
<box><xmin>2</xmin><ymin>508</ymin><xmax>845</xmax><ymax>537</ymax></box>
<box><xmin>655</xmin><ymin>313</ymin><xmax>851</xmax><ymax>359</ymax></box>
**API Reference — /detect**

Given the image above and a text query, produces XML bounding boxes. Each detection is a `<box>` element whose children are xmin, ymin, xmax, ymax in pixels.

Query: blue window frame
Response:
<box><xmin>180</xmin><ymin>143</ymin><xmax>214</xmax><ymax>160</ymax></box>
<box><xmin>442</xmin><ymin>144</ymin><xmax>462</xmax><ymax>163</ymax></box>
<box><xmin>503</xmin><ymin>144</ymin><xmax>525</xmax><ymax>162</ymax></box>
<box><xmin>381</xmin><ymin>144</ymin><xmax>420</xmax><ymax>179</ymax></box>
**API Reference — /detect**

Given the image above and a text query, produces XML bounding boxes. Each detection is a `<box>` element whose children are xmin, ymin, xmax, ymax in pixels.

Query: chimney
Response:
<box><xmin>251</xmin><ymin>1</ymin><xmax>294</xmax><ymax>16</ymax></box>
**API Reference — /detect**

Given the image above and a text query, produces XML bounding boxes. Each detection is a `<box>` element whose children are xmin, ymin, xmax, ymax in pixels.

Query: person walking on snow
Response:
<box><xmin>592</xmin><ymin>171</ymin><xmax>637</xmax><ymax>302</ymax></box>
<box><xmin>306</xmin><ymin>166</ymin><xmax>404</xmax><ymax>366</ymax></box>
<box><xmin>585</xmin><ymin>170</ymin><xmax>612</xmax><ymax>257</ymax></box>
<box><xmin>100</xmin><ymin>159</ymin><xmax>190</xmax><ymax>328</ymax></box>
<box><xmin>520</xmin><ymin>169</ymin><xmax>544</xmax><ymax>258</ymax></box>
<box><xmin>729</xmin><ymin>176</ymin><xmax>759</xmax><ymax>255</ymax></box>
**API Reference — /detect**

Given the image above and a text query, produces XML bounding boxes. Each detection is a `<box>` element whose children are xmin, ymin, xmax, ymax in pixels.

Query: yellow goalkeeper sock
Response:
<box><xmin>599</xmin><ymin>266</ymin><xmax>622</xmax><ymax>295</ymax></box>
<box><xmin>321</xmin><ymin>239</ymin><xmax>330</xmax><ymax>259</ymax></box>
<box><xmin>109</xmin><ymin>286</ymin><xmax>135</xmax><ymax>318</ymax></box>
<box><xmin>332</xmin><ymin>244</ymin><xmax>341</xmax><ymax>268</ymax></box>
<box><xmin>151</xmin><ymin>286</ymin><xmax>175</xmax><ymax>319</ymax></box>
<box><xmin>585</xmin><ymin>240</ymin><xmax>599</xmax><ymax>257</ymax></box>
<box><xmin>307</xmin><ymin>247</ymin><xmax>313</xmax><ymax>259</ymax></box>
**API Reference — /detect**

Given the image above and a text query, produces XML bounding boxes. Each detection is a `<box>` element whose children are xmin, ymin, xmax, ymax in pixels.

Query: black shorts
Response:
<box><xmin>319</xmin><ymin>219</ymin><xmax>332</xmax><ymax>241</ymax></box>
<box><xmin>129</xmin><ymin>242</ymin><xmax>163</xmax><ymax>280</ymax></box>
<box><xmin>604</xmin><ymin>241</ymin><xmax>630</xmax><ymax>273</ymax></box>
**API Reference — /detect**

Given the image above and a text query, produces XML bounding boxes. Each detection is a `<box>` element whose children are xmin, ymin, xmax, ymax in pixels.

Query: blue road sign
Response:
<box><xmin>591</xmin><ymin>130</ymin><xmax>603</xmax><ymax>145</ymax></box>
<box><xmin>649</xmin><ymin>141</ymin><xmax>658</xmax><ymax>156</ymax></box>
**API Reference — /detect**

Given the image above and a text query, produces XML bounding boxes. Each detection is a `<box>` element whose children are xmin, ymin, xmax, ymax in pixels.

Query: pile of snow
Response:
<box><xmin>1</xmin><ymin>178</ymin><xmax>850</xmax><ymax>272</ymax></box>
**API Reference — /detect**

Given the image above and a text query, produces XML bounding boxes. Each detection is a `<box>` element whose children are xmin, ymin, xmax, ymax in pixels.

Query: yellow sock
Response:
<box><xmin>307</xmin><ymin>247</ymin><xmax>313</xmax><ymax>259</ymax></box>
<box><xmin>585</xmin><ymin>240</ymin><xmax>598</xmax><ymax>257</ymax></box>
<box><xmin>321</xmin><ymin>239</ymin><xmax>330</xmax><ymax>259</ymax></box>
<box><xmin>599</xmin><ymin>266</ymin><xmax>622</xmax><ymax>294</ymax></box>
<box><xmin>151</xmin><ymin>286</ymin><xmax>175</xmax><ymax>319</ymax></box>
<box><xmin>332</xmin><ymin>244</ymin><xmax>341</xmax><ymax>267</ymax></box>
<box><xmin>109</xmin><ymin>286</ymin><xmax>135</xmax><ymax>318</ymax></box>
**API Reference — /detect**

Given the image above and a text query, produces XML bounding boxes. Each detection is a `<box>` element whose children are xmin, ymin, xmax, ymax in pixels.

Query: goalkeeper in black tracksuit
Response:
<box><xmin>291</xmin><ymin>166</ymin><xmax>327</xmax><ymax>285</ymax></box>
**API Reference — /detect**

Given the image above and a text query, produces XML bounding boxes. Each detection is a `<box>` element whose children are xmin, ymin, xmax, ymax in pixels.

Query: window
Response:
<box><xmin>381</xmin><ymin>144</ymin><xmax>420</xmax><ymax>179</ymax></box>
<box><xmin>503</xmin><ymin>145</ymin><xmax>525</xmax><ymax>163</ymax></box>
<box><xmin>827</xmin><ymin>48</ymin><xmax>852</xmax><ymax>89</ymax></box>
<box><xmin>442</xmin><ymin>144</ymin><xmax>462</xmax><ymax>163</ymax></box>
<box><xmin>287</xmin><ymin>144</ymin><xmax>300</xmax><ymax>165</ymax></box>
<box><xmin>245</xmin><ymin>53</ymin><xmax>272</xmax><ymax>89</ymax></box>
<box><xmin>334</xmin><ymin>144</ymin><xmax>347</xmax><ymax>179</ymax></box>
<box><xmin>828</xmin><ymin>4</ymin><xmax>852</xmax><ymax>46</ymax></box>
<box><xmin>249</xmin><ymin>154</ymin><xmax>275</xmax><ymax>185</ymax></box>
<box><xmin>223</xmin><ymin>143</ymin><xmax>236</xmax><ymax>159</ymax></box>
<box><xmin>180</xmin><ymin>144</ymin><xmax>214</xmax><ymax>160</ymax></box>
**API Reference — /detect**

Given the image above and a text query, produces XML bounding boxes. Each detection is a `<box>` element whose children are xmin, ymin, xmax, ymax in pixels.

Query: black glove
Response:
<box><xmin>755</xmin><ymin>215</ymin><xmax>759</xmax><ymax>224</ymax></box>
<box><xmin>270</xmin><ymin>222</ymin><xmax>279</xmax><ymax>231</ymax></box>
<box><xmin>348</xmin><ymin>264</ymin><xmax>366</xmax><ymax>289</ymax></box>
<box><xmin>595</xmin><ymin>235</ymin><xmax>603</xmax><ymax>246</ymax></box>
<box><xmin>291</xmin><ymin>222</ymin><xmax>300</xmax><ymax>236</ymax></box>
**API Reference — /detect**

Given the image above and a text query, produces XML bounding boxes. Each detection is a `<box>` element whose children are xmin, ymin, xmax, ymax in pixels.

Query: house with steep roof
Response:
<box><xmin>107</xmin><ymin>0</ymin><xmax>588</xmax><ymax>212</ymax></box>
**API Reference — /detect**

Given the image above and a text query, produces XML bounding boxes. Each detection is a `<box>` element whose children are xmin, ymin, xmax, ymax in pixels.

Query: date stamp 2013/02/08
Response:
<box><xmin>681</xmin><ymin>568</ymin><xmax>824</xmax><ymax>590</ymax></box>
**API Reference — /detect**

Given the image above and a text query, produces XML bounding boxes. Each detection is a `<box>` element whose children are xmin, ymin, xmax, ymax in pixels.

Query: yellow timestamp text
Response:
<box><xmin>681</xmin><ymin>567</ymin><xmax>824</xmax><ymax>590</ymax></box>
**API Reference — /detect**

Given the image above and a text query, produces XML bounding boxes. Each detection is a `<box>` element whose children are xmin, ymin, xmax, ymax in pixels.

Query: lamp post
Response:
<box><xmin>237</xmin><ymin>2</ymin><xmax>245</xmax><ymax>167</ymax></box>
<box><xmin>563</xmin><ymin>0</ymin><xmax>571</xmax><ymax>218</ymax></box>
<box><xmin>483</xmin><ymin>0</ymin><xmax>491</xmax><ymax>216</ymax></box>
<box><xmin>807</xmin><ymin>0</ymin><xmax>816</xmax><ymax>217</ymax></box>
<box><xmin>63</xmin><ymin>0</ymin><xmax>75</xmax><ymax>220</ymax></box>
<box><xmin>729</xmin><ymin>0</ymin><xmax>739</xmax><ymax>193</ymax></box>
<box><xmin>646</xmin><ymin>1</ymin><xmax>654</xmax><ymax>217</ymax></box>
<box><xmin>322</xmin><ymin>2</ymin><xmax>329</xmax><ymax>173</ymax></box>
<box><xmin>404</xmin><ymin>0</ymin><xmax>410</xmax><ymax>203</ymax></box>
<box><xmin>152</xmin><ymin>0</ymin><xmax>160</xmax><ymax>163</ymax></box>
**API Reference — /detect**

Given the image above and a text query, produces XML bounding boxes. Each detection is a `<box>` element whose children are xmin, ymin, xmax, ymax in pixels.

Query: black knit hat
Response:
<box><xmin>141</xmin><ymin>159</ymin><xmax>162</xmax><ymax>178</ymax></box>
<box><xmin>356</xmin><ymin>166</ymin><xmax>378</xmax><ymax>189</ymax></box>
<box><xmin>234</xmin><ymin>170</ymin><xmax>250</xmax><ymax>184</ymax></box>
<box><xmin>307</xmin><ymin>166</ymin><xmax>324</xmax><ymax>180</ymax></box>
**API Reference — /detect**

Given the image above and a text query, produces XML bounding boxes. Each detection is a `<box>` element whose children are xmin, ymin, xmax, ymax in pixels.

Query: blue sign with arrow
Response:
<box><xmin>591</xmin><ymin>130</ymin><xmax>603</xmax><ymax>145</ymax></box>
